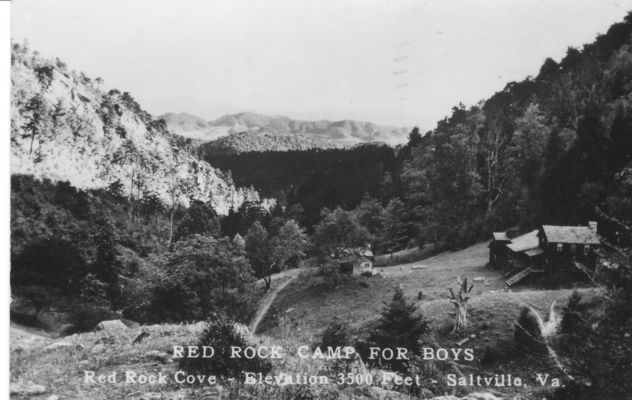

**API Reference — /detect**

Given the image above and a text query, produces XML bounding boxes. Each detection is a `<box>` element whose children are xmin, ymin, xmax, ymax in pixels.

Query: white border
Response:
<box><xmin>1</xmin><ymin>1</ymin><xmax>11</xmax><ymax>399</ymax></box>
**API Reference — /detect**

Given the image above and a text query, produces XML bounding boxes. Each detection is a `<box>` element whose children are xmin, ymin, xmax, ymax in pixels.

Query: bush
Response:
<box><xmin>319</xmin><ymin>320</ymin><xmax>353</xmax><ymax>373</ymax></box>
<box><xmin>11</xmin><ymin>237</ymin><xmax>88</xmax><ymax>291</ymax></box>
<box><xmin>145</xmin><ymin>235</ymin><xmax>259</xmax><ymax>324</ymax></box>
<box><xmin>179</xmin><ymin>315</ymin><xmax>272</xmax><ymax>380</ymax></box>
<box><xmin>514</xmin><ymin>306</ymin><xmax>542</xmax><ymax>350</ymax></box>
<box><xmin>320</xmin><ymin>320</ymin><xmax>350</xmax><ymax>348</ymax></box>
<box><xmin>480</xmin><ymin>345</ymin><xmax>503</xmax><ymax>365</ymax></box>
<box><xmin>561</xmin><ymin>291</ymin><xmax>584</xmax><ymax>334</ymax></box>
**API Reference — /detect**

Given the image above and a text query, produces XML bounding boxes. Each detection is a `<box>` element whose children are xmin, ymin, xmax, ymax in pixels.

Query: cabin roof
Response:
<box><xmin>333</xmin><ymin>246</ymin><xmax>373</xmax><ymax>261</ymax></box>
<box><xmin>524</xmin><ymin>248</ymin><xmax>544</xmax><ymax>257</ymax></box>
<box><xmin>492</xmin><ymin>232</ymin><xmax>510</xmax><ymax>241</ymax></box>
<box><xmin>540</xmin><ymin>225</ymin><xmax>600</xmax><ymax>245</ymax></box>
<box><xmin>506</xmin><ymin>229</ymin><xmax>540</xmax><ymax>253</ymax></box>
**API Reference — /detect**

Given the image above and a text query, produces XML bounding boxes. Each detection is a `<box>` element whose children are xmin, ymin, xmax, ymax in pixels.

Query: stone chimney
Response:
<box><xmin>588</xmin><ymin>221</ymin><xmax>598</xmax><ymax>233</ymax></box>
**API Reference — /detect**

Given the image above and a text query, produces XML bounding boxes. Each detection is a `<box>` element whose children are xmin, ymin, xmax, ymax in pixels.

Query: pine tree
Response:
<box><xmin>93</xmin><ymin>216</ymin><xmax>121</xmax><ymax>305</ymax></box>
<box><xmin>367</xmin><ymin>287</ymin><xmax>429</xmax><ymax>372</ymax></box>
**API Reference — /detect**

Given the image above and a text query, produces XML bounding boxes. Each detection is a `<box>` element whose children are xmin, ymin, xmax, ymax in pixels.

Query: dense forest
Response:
<box><xmin>394</xmin><ymin>14</ymin><xmax>632</xmax><ymax>248</ymax></box>
<box><xmin>202</xmin><ymin>145</ymin><xmax>400</xmax><ymax>228</ymax></box>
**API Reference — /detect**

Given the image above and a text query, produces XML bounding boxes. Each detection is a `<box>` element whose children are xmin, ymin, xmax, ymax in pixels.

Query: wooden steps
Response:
<box><xmin>505</xmin><ymin>267</ymin><xmax>533</xmax><ymax>286</ymax></box>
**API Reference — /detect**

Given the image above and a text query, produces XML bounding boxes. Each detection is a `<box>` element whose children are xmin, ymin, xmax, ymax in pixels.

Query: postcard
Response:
<box><xmin>8</xmin><ymin>1</ymin><xmax>632</xmax><ymax>399</ymax></box>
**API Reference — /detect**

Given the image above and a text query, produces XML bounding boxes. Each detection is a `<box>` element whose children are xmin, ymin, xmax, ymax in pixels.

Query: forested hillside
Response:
<box><xmin>395</xmin><ymin>15</ymin><xmax>632</xmax><ymax>248</ymax></box>
<box><xmin>9</xmin><ymin>44</ymin><xmax>268</xmax><ymax>334</ymax></box>
<box><xmin>204</xmin><ymin>144</ymin><xmax>399</xmax><ymax>228</ymax></box>
<box><xmin>198</xmin><ymin>130</ymin><xmax>340</xmax><ymax>155</ymax></box>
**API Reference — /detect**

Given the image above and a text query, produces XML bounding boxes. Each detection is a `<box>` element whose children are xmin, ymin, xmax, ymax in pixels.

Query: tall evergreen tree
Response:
<box><xmin>93</xmin><ymin>215</ymin><xmax>121</xmax><ymax>305</ymax></box>
<box><xmin>367</xmin><ymin>287</ymin><xmax>429</xmax><ymax>373</ymax></box>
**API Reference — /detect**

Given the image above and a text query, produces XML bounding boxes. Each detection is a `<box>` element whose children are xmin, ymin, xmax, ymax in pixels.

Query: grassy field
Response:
<box><xmin>258</xmin><ymin>242</ymin><xmax>506</xmax><ymax>335</ymax></box>
<box><xmin>255</xmin><ymin>241</ymin><xmax>603</xmax><ymax>399</ymax></box>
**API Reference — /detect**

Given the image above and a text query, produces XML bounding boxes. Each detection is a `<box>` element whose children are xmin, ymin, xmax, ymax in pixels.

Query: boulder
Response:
<box><xmin>464</xmin><ymin>393</ymin><xmax>503</xmax><ymax>400</ymax></box>
<box><xmin>139</xmin><ymin>393</ymin><xmax>162</xmax><ymax>400</ymax></box>
<box><xmin>90</xmin><ymin>343</ymin><xmax>107</xmax><ymax>355</ymax></box>
<box><xmin>95</xmin><ymin>319</ymin><xmax>128</xmax><ymax>333</ymax></box>
<box><xmin>473</xmin><ymin>277</ymin><xmax>486</xmax><ymax>283</ymax></box>
<box><xmin>44</xmin><ymin>341</ymin><xmax>83</xmax><ymax>351</ymax></box>
<box><xmin>10</xmin><ymin>381</ymin><xmax>47</xmax><ymax>396</ymax></box>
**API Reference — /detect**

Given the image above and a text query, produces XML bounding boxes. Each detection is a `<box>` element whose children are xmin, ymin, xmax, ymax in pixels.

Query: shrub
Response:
<box><xmin>11</xmin><ymin>237</ymin><xmax>88</xmax><ymax>291</ymax></box>
<box><xmin>34</xmin><ymin>65</ymin><xmax>54</xmax><ymax>89</ymax></box>
<box><xmin>145</xmin><ymin>235</ymin><xmax>259</xmax><ymax>323</ymax></box>
<box><xmin>514</xmin><ymin>306</ymin><xmax>542</xmax><ymax>350</ymax></box>
<box><xmin>179</xmin><ymin>315</ymin><xmax>272</xmax><ymax>380</ymax></box>
<box><xmin>561</xmin><ymin>291</ymin><xmax>584</xmax><ymax>334</ymax></box>
<box><xmin>480</xmin><ymin>345</ymin><xmax>503</xmax><ymax>365</ymax></box>
<box><xmin>320</xmin><ymin>320</ymin><xmax>350</xmax><ymax>348</ymax></box>
<box><xmin>319</xmin><ymin>319</ymin><xmax>353</xmax><ymax>373</ymax></box>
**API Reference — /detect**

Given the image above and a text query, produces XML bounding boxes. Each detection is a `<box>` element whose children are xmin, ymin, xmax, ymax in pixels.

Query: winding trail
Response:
<box><xmin>250</xmin><ymin>271</ymin><xmax>299</xmax><ymax>334</ymax></box>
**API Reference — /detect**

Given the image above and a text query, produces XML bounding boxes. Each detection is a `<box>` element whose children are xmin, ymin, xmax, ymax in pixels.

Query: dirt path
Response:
<box><xmin>250</xmin><ymin>271</ymin><xmax>299</xmax><ymax>334</ymax></box>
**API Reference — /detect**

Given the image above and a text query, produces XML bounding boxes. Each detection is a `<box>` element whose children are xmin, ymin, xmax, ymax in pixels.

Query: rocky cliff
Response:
<box><xmin>10</xmin><ymin>44</ymin><xmax>265</xmax><ymax>214</ymax></box>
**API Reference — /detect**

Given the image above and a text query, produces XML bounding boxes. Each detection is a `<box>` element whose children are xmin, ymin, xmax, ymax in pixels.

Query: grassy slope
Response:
<box><xmin>257</xmin><ymin>241</ymin><xmax>603</xmax><ymax>399</ymax></box>
<box><xmin>258</xmin><ymin>242</ymin><xmax>506</xmax><ymax>335</ymax></box>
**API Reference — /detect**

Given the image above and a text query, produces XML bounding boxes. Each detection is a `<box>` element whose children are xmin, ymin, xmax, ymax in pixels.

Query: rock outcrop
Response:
<box><xmin>11</xmin><ymin>43</ymin><xmax>265</xmax><ymax>215</ymax></box>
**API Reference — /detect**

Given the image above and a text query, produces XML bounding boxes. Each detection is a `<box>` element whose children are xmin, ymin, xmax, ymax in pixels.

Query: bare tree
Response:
<box><xmin>165</xmin><ymin>165</ymin><xmax>190</xmax><ymax>248</ymax></box>
<box><xmin>448</xmin><ymin>276</ymin><xmax>473</xmax><ymax>335</ymax></box>
<box><xmin>481</xmin><ymin>117</ymin><xmax>510</xmax><ymax>217</ymax></box>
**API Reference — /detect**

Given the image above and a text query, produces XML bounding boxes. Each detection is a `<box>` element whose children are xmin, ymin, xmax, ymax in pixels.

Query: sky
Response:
<box><xmin>11</xmin><ymin>0</ymin><xmax>632</xmax><ymax>129</ymax></box>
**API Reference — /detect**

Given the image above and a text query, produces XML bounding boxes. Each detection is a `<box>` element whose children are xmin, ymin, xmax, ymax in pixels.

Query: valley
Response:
<box><xmin>9</xmin><ymin>8</ymin><xmax>632</xmax><ymax>400</ymax></box>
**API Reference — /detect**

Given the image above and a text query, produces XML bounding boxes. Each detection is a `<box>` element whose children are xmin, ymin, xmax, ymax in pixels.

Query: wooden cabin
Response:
<box><xmin>489</xmin><ymin>222</ymin><xmax>600</xmax><ymax>286</ymax></box>
<box><xmin>333</xmin><ymin>246</ymin><xmax>375</xmax><ymax>275</ymax></box>
<box><xmin>538</xmin><ymin>224</ymin><xmax>600</xmax><ymax>270</ymax></box>
<box><xmin>488</xmin><ymin>232</ymin><xmax>511</xmax><ymax>269</ymax></box>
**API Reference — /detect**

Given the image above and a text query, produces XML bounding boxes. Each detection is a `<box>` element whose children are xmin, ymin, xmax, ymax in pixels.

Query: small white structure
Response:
<box><xmin>333</xmin><ymin>246</ymin><xmax>375</xmax><ymax>275</ymax></box>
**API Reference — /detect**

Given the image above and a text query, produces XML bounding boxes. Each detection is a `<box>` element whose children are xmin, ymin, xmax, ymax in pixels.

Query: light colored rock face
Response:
<box><xmin>95</xmin><ymin>319</ymin><xmax>128</xmax><ymax>333</ymax></box>
<box><xmin>44</xmin><ymin>341</ymin><xmax>83</xmax><ymax>351</ymax></box>
<box><xmin>9</xmin><ymin>381</ymin><xmax>47</xmax><ymax>395</ymax></box>
<box><xmin>10</xmin><ymin>46</ymin><xmax>265</xmax><ymax>215</ymax></box>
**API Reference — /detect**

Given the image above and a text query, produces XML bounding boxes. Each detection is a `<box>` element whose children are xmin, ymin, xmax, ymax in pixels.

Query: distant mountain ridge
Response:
<box><xmin>161</xmin><ymin>111</ymin><xmax>409</xmax><ymax>152</ymax></box>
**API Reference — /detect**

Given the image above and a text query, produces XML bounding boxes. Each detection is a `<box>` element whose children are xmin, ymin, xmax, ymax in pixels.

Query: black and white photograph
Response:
<box><xmin>6</xmin><ymin>1</ymin><xmax>632</xmax><ymax>399</ymax></box>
